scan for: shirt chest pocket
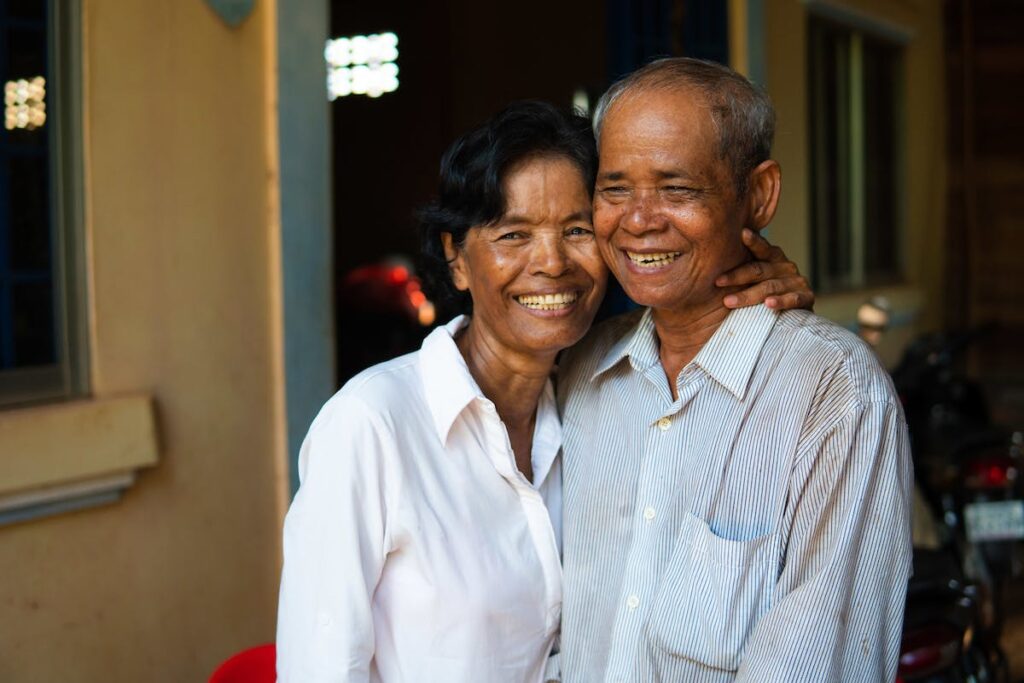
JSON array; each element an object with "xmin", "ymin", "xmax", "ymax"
[{"xmin": 644, "ymin": 512, "xmax": 775, "ymax": 673}]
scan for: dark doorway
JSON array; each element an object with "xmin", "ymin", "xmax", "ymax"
[
  {"xmin": 329, "ymin": 0, "xmax": 609, "ymax": 383},
  {"xmin": 329, "ymin": 0, "xmax": 730, "ymax": 384}
]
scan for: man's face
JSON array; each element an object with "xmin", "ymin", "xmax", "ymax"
[{"xmin": 594, "ymin": 87, "xmax": 751, "ymax": 314}]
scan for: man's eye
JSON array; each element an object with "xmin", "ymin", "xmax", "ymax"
[
  {"xmin": 662, "ymin": 185, "xmax": 697, "ymax": 196},
  {"xmin": 497, "ymin": 231, "xmax": 525, "ymax": 241},
  {"xmin": 599, "ymin": 186, "xmax": 629, "ymax": 194}
]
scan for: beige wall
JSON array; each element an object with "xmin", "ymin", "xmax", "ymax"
[
  {"xmin": 762, "ymin": 0, "xmax": 946, "ymax": 366},
  {"xmin": 0, "ymin": 1, "xmax": 287, "ymax": 680}
]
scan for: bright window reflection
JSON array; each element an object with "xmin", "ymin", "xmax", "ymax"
[
  {"xmin": 4, "ymin": 76, "xmax": 46, "ymax": 130},
  {"xmin": 326, "ymin": 32, "xmax": 399, "ymax": 100}
]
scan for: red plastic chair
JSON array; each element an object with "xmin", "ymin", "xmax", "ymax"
[{"xmin": 208, "ymin": 643, "xmax": 276, "ymax": 683}]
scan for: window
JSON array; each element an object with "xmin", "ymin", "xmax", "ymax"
[
  {"xmin": 0, "ymin": 0, "xmax": 85, "ymax": 407},
  {"xmin": 808, "ymin": 15, "xmax": 904, "ymax": 292},
  {"xmin": 325, "ymin": 32, "xmax": 399, "ymax": 100}
]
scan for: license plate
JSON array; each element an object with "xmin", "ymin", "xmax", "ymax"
[{"xmin": 964, "ymin": 500, "xmax": 1024, "ymax": 542}]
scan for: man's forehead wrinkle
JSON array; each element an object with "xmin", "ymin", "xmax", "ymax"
[
  {"xmin": 604, "ymin": 98, "xmax": 714, "ymax": 150},
  {"xmin": 599, "ymin": 144, "xmax": 712, "ymax": 184},
  {"xmin": 596, "ymin": 90, "xmax": 733, "ymax": 190}
]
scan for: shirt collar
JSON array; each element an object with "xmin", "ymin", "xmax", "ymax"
[
  {"xmin": 691, "ymin": 304, "xmax": 778, "ymax": 400},
  {"xmin": 417, "ymin": 315, "xmax": 562, "ymax": 487},
  {"xmin": 592, "ymin": 307, "xmax": 661, "ymax": 379},
  {"xmin": 593, "ymin": 304, "xmax": 778, "ymax": 401},
  {"xmin": 417, "ymin": 315, "xmax": 481, "ymax": 444}
]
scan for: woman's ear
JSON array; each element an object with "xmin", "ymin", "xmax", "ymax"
[
  {"xmin": 745, "ymin": 160, "xmax": 782, "ymax": 231},
  {"xmin": 441, "ymin": 232, "xmax": 470, "ymax": 291}
]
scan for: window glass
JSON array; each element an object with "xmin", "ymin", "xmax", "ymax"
[
  {"xmin": 809, "ymin": 16, "xmax": 904, "ymax": 292},
  {"xmin": 0, "ymin": 4, "xmax": 54, "ymax": 373},
  {"xmin": 0, "ymin": 0, "xmax": 83, "ymax": 406},
  {"xmin": 862, "ymin": 33, "xmax": 902, "ymax": 285}
]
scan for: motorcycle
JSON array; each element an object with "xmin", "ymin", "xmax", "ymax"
[
  {"xmin": 856, "ymin": 301, "xmax": 1017, "ymax": 681},
  {"xmin": 897, "ymin": 546, "xmax": 998, "ymax": 682},
  {"xmin": 889, "ymin": 328, "xmax": 1024, "ymax": 636}
]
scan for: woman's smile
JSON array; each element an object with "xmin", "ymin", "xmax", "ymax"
[{"xmin": 514, "ymin": 290, "xmax": 580, "ymax": 312}]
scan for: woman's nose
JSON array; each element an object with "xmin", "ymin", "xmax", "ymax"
[{"xmin": 530, "ymin": 235, "xmax": 571, "ymax": 277}]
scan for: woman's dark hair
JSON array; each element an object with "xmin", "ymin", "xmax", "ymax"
[{"xmin": 418, "ymin": 100, "xmax": 598, "ymax": 315}]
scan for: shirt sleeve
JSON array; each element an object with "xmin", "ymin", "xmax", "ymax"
[
  {"xmin": 736, "ymin": 398, "xmax": 913, "ymax": 682},
  {"xmin": 276, "ymin": 396, "xmax": 397, "ymax": 682}
]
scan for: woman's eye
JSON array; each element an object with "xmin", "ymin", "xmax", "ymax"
[{"xmin": 566, "ymin": 226, "xmax": 593, "ymax": 237}]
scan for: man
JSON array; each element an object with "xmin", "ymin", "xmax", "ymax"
[{"xmin": 557, "ymin": 58, "xmax": 912, "ymax": 681}]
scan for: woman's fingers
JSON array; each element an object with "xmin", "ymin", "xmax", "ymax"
[
  {"xmin": 716, "ymin": 230, "xmax": 798, "ymax": 287},
  {"xmin": 742, "ymin": 228, "xmax": 784, "ymax": 261},
  {"xmin": 764, "ymin": 289, "xmax": 814, "ymax": 311},
  {"xmin": 716, "ymin": 258, "xmax": 797, "ymax": 288},
  {"xmin": 718, "ymin": 230, "xmax": 816, "ymax": 311},
  {"xmin": 723, "ymin": 276, "xmax": 814, "ymax": 310}
]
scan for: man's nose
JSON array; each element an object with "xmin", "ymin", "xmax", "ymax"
[
  {"xmin": 623, "ymin": 193, "xmax": 666, "ymax": 235},
  {"xmin": 530, "ymin": 234, "xmax": 571, "ymax": 277}
]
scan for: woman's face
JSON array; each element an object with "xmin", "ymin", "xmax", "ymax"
[{"xmin": 444, "ymin": 155, "xmax": 608, "ymax": 360}]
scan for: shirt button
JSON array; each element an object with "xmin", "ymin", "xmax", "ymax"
[
  {"xmin": 317, "ymin": 611, "xmax": 332, "ymax": 627},
  {"xmin": 643, "ymin": 506, "xmax": 656, "ymax": 521},
  {"xmin": 626, "ymin": 594, "xmax": 640, "ymax": 610},
  {"xmin": 657, "ymin": 417, "xmax": 671, "ymax": 431}
]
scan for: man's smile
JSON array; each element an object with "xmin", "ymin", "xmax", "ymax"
[{"xmin": 625, "ymin": 250, "xmax": 682, "ymax": 269}]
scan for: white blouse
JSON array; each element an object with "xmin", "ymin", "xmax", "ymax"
[{"xmin": 276, "ymin": 316, "xmax": 563, "ymax": 683}]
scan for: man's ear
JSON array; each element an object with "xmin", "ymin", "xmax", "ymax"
[
  {"xmin": 745, "ymin": 160, "xmax": 782, "ymax": 231},
  {"xmin": 441, "ymin": 232, "xmax": 470, "ymax": 291}
]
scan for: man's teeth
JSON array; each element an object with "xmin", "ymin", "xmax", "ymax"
[
  {"xmin": 627, "ymin": 251, "xmax": 681, "ymax": 268},
  {"xmin": 516, "ymin": 292, "xmax": 579, "ymax": 310}
]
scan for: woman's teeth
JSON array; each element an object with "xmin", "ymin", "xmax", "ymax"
[
  {"xmin": 627, "ymin": 251, "xmax": 680, "ymax": 268},
  {"xmin": 516, "ymin": 292, "xmax": 578, "ymax": 310}
]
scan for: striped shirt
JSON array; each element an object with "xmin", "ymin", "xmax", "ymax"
[{"xmin": 556, "ymin": 304, "xmax": 913, "ymax": 682}]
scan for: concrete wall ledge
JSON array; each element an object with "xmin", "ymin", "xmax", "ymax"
[{"xmin": 0, "ymin": 395, "xmax": 159, "ymax": 525}]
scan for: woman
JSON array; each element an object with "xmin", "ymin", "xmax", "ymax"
[{"xmin": 276, "ymin": 101, "xmax": 811, "ymax": 682}]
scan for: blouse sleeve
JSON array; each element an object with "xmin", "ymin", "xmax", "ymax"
[{"xmin": 276, "ymin": 395, "xmax": 398, "ymax": 682}]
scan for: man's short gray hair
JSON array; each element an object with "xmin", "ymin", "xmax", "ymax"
[{"xmin": 593, "ymin": 57, "xmax": 776, "ymax": 193}]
